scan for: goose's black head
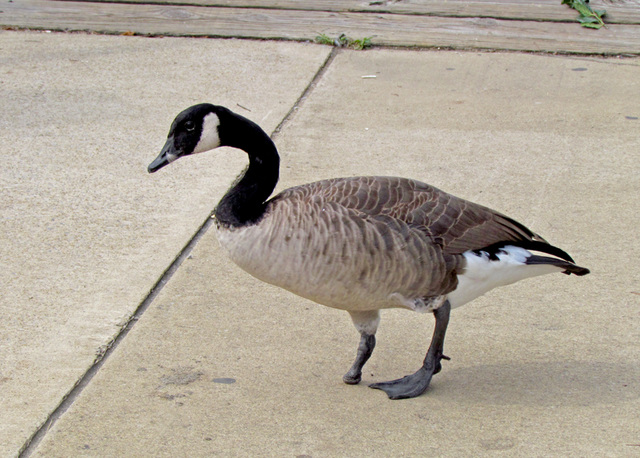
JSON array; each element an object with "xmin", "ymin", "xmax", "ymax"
[
  {"xmin": 148, "ymin": 103, "xmax": 281, "ymax": 226},
  {"xmin": 148, "ymin": 103, "xmax": 224, "ymax": 173}
]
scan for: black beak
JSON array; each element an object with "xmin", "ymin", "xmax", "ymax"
[{"xmin": 148, "ymin": 138, "xmax": 177, "ymax": 173}]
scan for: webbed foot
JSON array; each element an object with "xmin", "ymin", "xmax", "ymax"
[
  {"xmin": 369, "ymin": 353, "xmax": 450, "ymax": 399},
  {"xmin": 369, "ymin": 366, "xmax": 433, "ymax": 399},
  {"xmin": 370, "ymin": 301, "xmax": 451, "ymax": 400}
]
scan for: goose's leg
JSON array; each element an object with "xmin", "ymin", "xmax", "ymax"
[
  {"xmin": 343, "ymin": 310, "xmax": 380, "ymax": 385},
  {"xmin": 343, "ymin": 333, "xmax": 376, "ymax": 385},
  {"xmin": 370, "ymin": 300, "xmax": 451, "ymax": 399}
]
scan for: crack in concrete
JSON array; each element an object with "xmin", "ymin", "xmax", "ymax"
[{"xmin": 272, "ymin": 47, "xmax": 339, "ymax": 140}]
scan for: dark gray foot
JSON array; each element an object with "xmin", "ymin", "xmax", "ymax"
[
  {"xmin": 370, "ymin": 300, "xmax": 451, "ymax": 400},
  {"xmin": 369, "ymin": 366, "xmax": 433, "ymax": 399},
  {"xmin": 343, "ymin": 333, "xmax": 375, "ymax": 385},
  {"xmin": 369, "ymin": 353, "xmax": 450, "ymax": 399},
  {"xmin": 343, "ymin": 371, "xmax": 362, "ymax": 385}
]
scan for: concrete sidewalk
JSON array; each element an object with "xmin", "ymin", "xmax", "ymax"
[
  {"xmin": 0, "ymin": 30, "xmax": 330, "ymax": 455},
  {"xmin": 2, "ymin": 30, "xmax": 639, "ymax": 456}
]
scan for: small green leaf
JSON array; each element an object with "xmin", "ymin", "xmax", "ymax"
[
  {"xmin": 315, "ymin": 33, "xmax": 333, "ymax": 45},
  {"xmin": 562, "ymin": 0, "xmax": 606, "ymax": 29},
  {"xmin": 574, "ymin": 4, "xmax": 592, "ymax": 16}
]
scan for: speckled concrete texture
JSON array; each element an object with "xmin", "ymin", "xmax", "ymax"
[
  {"xmin": 26, "ymin": 48, "xmax": 640, "ymax": 456},
  {"xmin": 0, "ymin": 30, "xmax": 330, "ymax": 456}
]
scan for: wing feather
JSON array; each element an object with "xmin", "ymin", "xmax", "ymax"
[{"xmin": 271, "ymin": 176, "xmax": 543, "ymax": 255}]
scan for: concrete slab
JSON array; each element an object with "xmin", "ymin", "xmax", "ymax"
[
  {"xmin": 30, "ymin": 49, "xmax": 640, "ymax": 456},
  {"xmin": 0, "ymin": 30, "xmax": 330, "ymax": 456}
]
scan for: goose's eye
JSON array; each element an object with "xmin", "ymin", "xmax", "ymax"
[{"xmin": 184, "ymin": 120, "xmax": 195, "ymax": 132}]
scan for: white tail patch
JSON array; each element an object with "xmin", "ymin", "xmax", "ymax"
[{"xmin": 447, "ymin": 246, "xmax": 562, "ymax": 309}]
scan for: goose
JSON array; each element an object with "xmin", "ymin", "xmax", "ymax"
[{"xmin": 148, "ymin": 103, "xmax": 589, "ymax": 400}]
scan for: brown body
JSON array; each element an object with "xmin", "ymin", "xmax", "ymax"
[{"xmin": 216, "ymin": 176, "xmax": 548, "ymax": 313}]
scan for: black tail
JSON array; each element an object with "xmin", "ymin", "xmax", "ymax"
[{"xmin": 526, "ymin": 255, "xmax": 590, "ymax": 276}]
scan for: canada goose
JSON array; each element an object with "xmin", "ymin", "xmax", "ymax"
[{"xmin": 148, "ymin": 104, "xmax": 589, "ymax": 400}]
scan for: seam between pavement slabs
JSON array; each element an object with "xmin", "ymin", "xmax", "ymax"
[
  {"xmin": 17, "ymin": 45, "xmax": 339, "ymax": 458},
  {"xmin": 272, "ymin": 47, "xmax": 339, "ymax": 139}
]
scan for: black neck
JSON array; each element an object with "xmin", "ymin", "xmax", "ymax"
[{"xmin": 214, "ymin": 111, "xmax": 280, "ymax": 227}]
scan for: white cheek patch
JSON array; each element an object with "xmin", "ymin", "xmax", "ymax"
[
  {"xmin": 193, "ymin": 112, "xmax": 221, "ymax": 154},
  {"xmin": 166, "ymin": 152, "xmax": 178, "ymax": 163}
]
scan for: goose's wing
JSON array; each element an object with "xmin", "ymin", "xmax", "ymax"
[
  {"xmin": 273, "ymin": 176, "xmax": 544, "ymax": 255},
  {"xmin": 263, "ymin": 183, "xmax": 463, "ymax": 302}
]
